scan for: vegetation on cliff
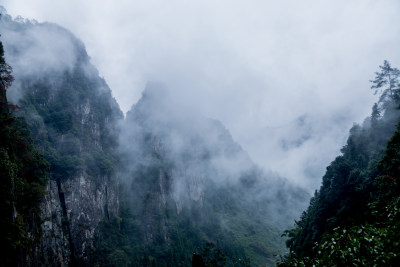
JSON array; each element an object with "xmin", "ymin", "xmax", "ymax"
[
  {"xmin": 1, "ymin": 12, "xmax": 124, "ymax": 265},
  {"xmin": 0, "ymin": 41, "xmax": 48, "ymax": 267},
  {"xmin": 278, "ymin": 61, "xmax": 400, "ymax": 266}
]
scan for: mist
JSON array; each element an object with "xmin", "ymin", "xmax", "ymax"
[
  {"xmin": 3, "ymin": 1, "xmax": 400, "ymax": 192},
  {"xmin": 118, "ymin": 82, "xmax": 308, "ymax": 232}
]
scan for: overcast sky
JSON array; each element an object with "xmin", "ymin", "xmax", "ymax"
[{"xmin": 2, "ymin": 0, "xmax": 400, "ymax": 190}]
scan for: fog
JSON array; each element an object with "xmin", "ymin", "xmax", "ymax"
[
  {"xmin": 118, "ymin": 82, "xmax": 308, "ymax": 227},
  {"xmin": 3, "ymin": 0, "xmax": 400, "ymax": 191}
]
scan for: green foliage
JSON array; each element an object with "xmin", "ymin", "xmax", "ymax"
[
  {"xmin": 17, "ymin": 62, "xmax": 122, "ymax": 184},
  {"xmin": 0, "ymin": 41, "xmax": 14, "ymax": 90},
  {"xmin": 45, "ymin": 146, "xmax": 84, "ymax": 179},
  {"xmin": 278, "ymin": 198, "xmax": 400, "ymax": 266},
  {"xmin": 377, "ymin": 123, "xmax": 400, "ymax": 192},
  {"xmin": 200, "ymin": 242, "xmax": 251, "ymax": 267},
  {"xmin": 91, "ymin": 174, "xmax": 285, "ymax": 267},
  {"xmin": 0, "ymin": 42, "xmax": 48, "ymax": 266},
  {"xmin": 92, "ymin": 191, "xmax": 205, "ymax": 267},
  {"xmin": 91, "ymin": 159, "xmax": 278, "ymax": 267}
]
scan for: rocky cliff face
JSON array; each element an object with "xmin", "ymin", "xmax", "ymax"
[
  {"xmin": 0, "ymin": 11, "xmax": 123, "ymax": 265},
  {"xmin": 40, "ymin": 175, "xmax": 119, "ymax": 265}
]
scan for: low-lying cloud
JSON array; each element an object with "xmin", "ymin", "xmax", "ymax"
[{"xmin": 2, "ymin": 0, "xmax": 400, "ymax": 191}]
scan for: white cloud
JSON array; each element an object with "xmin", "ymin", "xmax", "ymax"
[{"xmin": 2, "ymin": 0, "xmax": 400, "ymax": 191}]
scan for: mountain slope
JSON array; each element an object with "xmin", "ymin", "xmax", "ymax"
[
  {"xmin": 279, "ymin": 62, "xmax": 400, "ymax": 266},
  {"xmin": 1, "ymin": 11, "xmax": 123, "ymax": 265},
  {"xmin": 92, "ymin": 84, "xmax": 309, "ymax": 267}
]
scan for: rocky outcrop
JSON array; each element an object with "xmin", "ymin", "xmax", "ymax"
[
  {"xmin": 40, "ymin": 180, "xmax": 70, "ymax": 266},
  {"xmin": 40, "ymin": 175, "xmax": 119, "ymax": 265}
]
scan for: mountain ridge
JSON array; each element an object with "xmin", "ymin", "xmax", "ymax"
[{"xmin": 0, "ymin": 8, "xmax": 308, "ymax": 266}]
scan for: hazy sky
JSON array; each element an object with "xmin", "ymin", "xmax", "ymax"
[{"xmin": 2, "ymin": 0, "xmax": 400, "ymax": 190}]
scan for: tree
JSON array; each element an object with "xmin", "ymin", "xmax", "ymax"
[
  {"xmin": 0, "ymin": 42, "xmax": 14, "ymax": 114},
  {"xmin": 371, "ymin": 103, "xmax": 381, "ymax": 128},
  {"xmin": 370, "ymin": 60, "xmax": 400, "ymax": 102},
  {"xmin": 0, "ymin": 42, "xmax": 14, "ymax": 91}
]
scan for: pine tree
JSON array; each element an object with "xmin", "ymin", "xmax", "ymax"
[{"xmin": 370, "ymin": 60, "xmax": 400, "ymax": 102}]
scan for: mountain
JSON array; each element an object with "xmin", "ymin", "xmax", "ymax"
[
  {"xmin": 279, "ymin": 62, "xmax": 400, "ymax": 266},
  {"xmin": 0, "ymin": 8, "xmax": 308, "ymax": 267},
  {"xmin": 0, "ymin": 11, "xmax": 123, "ymax": 266},
  {"xmin": 100, "ymin": 83, "xmax": 309, "ymax": 266}
]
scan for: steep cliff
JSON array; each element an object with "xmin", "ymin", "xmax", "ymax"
[
  {"xmin": 0, "ymin": 40, "xmax": 48, "ymax": 267},
  {"xmin": 0, "ymin": 11, "xmax": 123, "ymax": 265}
]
